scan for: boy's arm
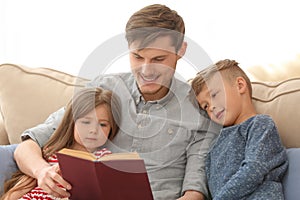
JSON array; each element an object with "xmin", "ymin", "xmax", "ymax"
[
  {"xmin": 15, "ymin": 139, "xmax": 71, "ymax": 198},
  {"xmin": 213, "ymin": 118, "xmax": 287, "ymax": 199}
]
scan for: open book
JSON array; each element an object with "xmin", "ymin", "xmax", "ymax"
[{"xmin": 57, "ymin": 148, "xmax": 153, "ymax": 200}]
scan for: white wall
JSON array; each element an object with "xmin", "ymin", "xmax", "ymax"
[{"xmin": 1, "ymin": 0, "xmax": 299, "ymax": 80}]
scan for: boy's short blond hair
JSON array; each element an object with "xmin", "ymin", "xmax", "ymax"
[{"xmin": 191, "ymin": 59, "xmax": 252, "ymax": 97}]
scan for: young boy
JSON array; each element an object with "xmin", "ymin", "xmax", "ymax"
[{"xmin": 191, "ymin": 59, "xmax": 288, "ymax": 199}]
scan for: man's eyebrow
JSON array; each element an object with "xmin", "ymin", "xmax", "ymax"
[
  {"xmin": 131, "ymin": 52, "xmax": 141, "ymax": 56},
  {"xmin": 154, "ymin": 55, "xmax": 167, "ymax": 58}
]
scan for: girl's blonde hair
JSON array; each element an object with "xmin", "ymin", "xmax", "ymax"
[
  {"xmin": 1, "ymin": 87, "xmax": 119, "ymax": 200},
  {"xmin": 43, "ymin": 87, "xmax": 119, "ymax": 158}
]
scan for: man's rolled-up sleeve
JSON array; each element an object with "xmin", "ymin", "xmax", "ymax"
[
  {"xmin": 182, "ymin": 117, "xmax": 220, "ymax": 199},
  {"xmin": 21, "ymin": 107, "xmax": 65, "ymax": 147}
]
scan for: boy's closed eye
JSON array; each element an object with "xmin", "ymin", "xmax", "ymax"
[{"xmin": 210, "ymin": 90, "xmax": 219, "ymax": 99}]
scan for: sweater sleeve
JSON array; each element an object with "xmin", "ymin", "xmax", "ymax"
[{"xmin": 213, "ymin": 116, "xmax": 287, "ymax": 200}]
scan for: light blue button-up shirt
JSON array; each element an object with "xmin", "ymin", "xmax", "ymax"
[{"xmin": 22, "ymin": 73, "xmax": 219, "ymax": 199}]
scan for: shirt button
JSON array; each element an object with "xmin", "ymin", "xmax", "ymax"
[
  {"xmin": 142, "ymin": 110, "xmax": 148, "ymax": 114},
  {"xmin": 138, "ymin": 124, "xmax": 142, "ymax": 129},
  {"xmin": 156, "ymin": 105, "xmax": 162, "ymax": 110},
  {"xmin": 168, "ymin": 128, "xmax": 173, "ymax": 134}
]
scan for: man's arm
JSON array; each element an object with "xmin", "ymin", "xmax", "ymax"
[
  {"xmin": 14, "ymin": 139, "xmax": 71, "ymax": 198},
  {"xmin": 182, "ymin": 116, "xmax": 220, "ymax": 200},
  {"xmin": 14, "ymin": 107, "xmax": 69, "ymax": 198}
]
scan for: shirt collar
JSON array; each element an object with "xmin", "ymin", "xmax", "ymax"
[{"xmin": 131, "ymin": 77, "xmax": 176, "ymax": 106}]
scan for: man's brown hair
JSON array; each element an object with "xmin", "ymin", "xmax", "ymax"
[{"xmin": 125, "ymin": 4, "xmax": 185, "ymax": 52}]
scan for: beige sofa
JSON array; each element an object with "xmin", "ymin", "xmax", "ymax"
[
  {"xmin": 0, "ymin": 61, "xmax": 300, "ymax": 199},
  {"xmin": 0, "ymin": 64, "xmax": 88, "ymax": 145},
  {"xmin": 1, "ymin": 62, "xmax": 300, "ymax": 147}
]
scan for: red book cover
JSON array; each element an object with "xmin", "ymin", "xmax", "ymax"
[{"xmin": 57, "ymin": 148, "xmax": 153, "ymax": 200}]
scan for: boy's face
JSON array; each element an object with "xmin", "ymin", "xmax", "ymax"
[
  {"xmin": 73, "ymin": 105, "xmax": 111, "ymax": 152},
  {"xmin": 129, "ymin": 36, "xmax": 182, "ymax": 101},
  {"xmin": 196, "ymin": 73, "xmax": 242, "ymax": 126}
]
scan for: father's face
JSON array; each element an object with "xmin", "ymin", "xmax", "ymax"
[{"xmin": 129, "ymin": 36, "xmax": 180, "ymax": 101}]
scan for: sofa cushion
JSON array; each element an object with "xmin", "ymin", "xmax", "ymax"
[
  {"xmin": 283, "ymin": 148, "xmax": 300, "ymax": 200},
  {"xmin": 0, "ymin": 144, "xmax": 18, "ymax": 195},
  {"xmin": 251, "ymin": 78, "xmax": 300, "ymax": 148},
  {"xmin": 0, "ymin": 112, "xmax": 9, "ymax": 145},
  {"xmin": 0, "ymin": 64, "xmax": 88, "ymax": 144}
]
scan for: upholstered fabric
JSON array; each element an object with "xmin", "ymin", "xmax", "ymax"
[
  {"xmin": 244, "ymin": 55, "xmax": 300, "ymax": 82},
  {"xmin": 0, "ymin": 62, "xmax": 300, "ymax": 198},
  {"xmin": 0, "ymin": 112, "xmax": 8, "ymax": 145},
  {"xmin": 283, "ymin": 148, "xmax": 300, "ymax": 200},
  {"xmin": 0, "ymin": 144, "xmax": 18, "ymax": 194},
  {"xmin": 251, "ymin": 78, "xmax": 300, "ymax": 148},
  {"xmin": 0, "ymin": 64, "xmax": 88, "ymax": 144},
  {"xmin": 0, "ymin": 63, "xmax": 299, "ymax": 148}
]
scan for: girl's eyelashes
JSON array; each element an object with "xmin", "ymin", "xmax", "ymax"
[
  {"xmin": 99, "ymin": 122, "xmax": 109, "ymax": 127},
  {"xmin": 80, "ymin": 120, "xmax": 90, "ymax": 124}
]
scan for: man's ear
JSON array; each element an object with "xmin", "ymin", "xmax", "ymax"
[
  {"xmin": 236, "ymin": 77, "xmax": 247, "ymax": 94},
  {"xmin": 177, "ymin": 41, "xmax": 187, "ymax": 59}
]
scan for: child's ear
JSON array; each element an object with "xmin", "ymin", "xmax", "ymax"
[
  {"xmin": 236, "ymin": 77, "xmax": 247, "ymax": 94},
  {"xmin": 177, "ymin": 41, "xmax": 187, "ymax": 59}
]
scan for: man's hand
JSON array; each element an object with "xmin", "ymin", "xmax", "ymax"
[
  {"xmin": 35, "ymin": 164, "xmax": 71, "ymax": 198},
  {"xmin": 15, "ymin": 139, "xmax": 71, "ymax": 198},
  {"xmin": 177, "ymin": 190, "xmax": 205, "ymax": 200}
]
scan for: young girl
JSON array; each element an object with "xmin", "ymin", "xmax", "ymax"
[{"xmin": 1, "ymin": 87, "xmax": 118, "ymax": 200}]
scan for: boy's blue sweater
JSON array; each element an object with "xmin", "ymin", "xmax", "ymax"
[{"xmin": 206, "ymin": 115, "xmax": 288, "ymax": 200}]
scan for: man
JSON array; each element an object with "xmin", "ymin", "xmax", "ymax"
[{"xmin": 5, "ymin": 4, "xmax": 218, "ymax": 200}]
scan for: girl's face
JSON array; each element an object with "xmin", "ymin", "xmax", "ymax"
[{"xmin": 73, "ymin": 104, "xmax": 111, "ymax": 152}]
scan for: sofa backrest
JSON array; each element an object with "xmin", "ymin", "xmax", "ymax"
[
  {"xmin": 243, "ymin": 56, "xmax": 300, "ymax": 148},
  {"xmin": 245, "ymin": 55, "xmax": 300, "ymax": 82},
  {"xmin": 251, "ymin": 78, "xmax": 300, "ymax": 148},
  {"xmin": 0, "ymin": 63, "xmax": 299, "ymax": 148},
  {"xmin": 0, "ymin": 64, "xmax": 88, "ymax": 144}
]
